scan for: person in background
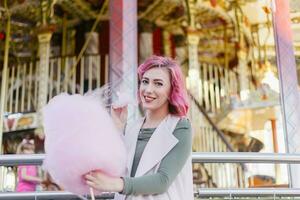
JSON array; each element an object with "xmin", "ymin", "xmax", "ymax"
[{"xmin": 16, "ymin": 139, "xmax": 44, "ymax": 192}]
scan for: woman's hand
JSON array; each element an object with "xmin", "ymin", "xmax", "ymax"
[
  {"xmin": 84, "ymin": 171, "xmax": 124, "ymax": 192},
  {"xmin": 111, "ymin": 105, "xmax": 128, "ymax": 131}
]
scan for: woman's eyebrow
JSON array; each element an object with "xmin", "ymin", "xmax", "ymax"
[{"xmin": 142, "ymin": 77, "xmax": 164, "ymax": 82}]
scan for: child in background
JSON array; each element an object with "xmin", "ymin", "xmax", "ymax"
[{"xmin": 16, "ymin": 139, "xmax": 43, "ymax": 192}]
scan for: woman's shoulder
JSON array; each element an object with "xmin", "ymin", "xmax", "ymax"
[
  {"xmin": 175, "ymin": 117, "xmax": 191, "ymax": 130},
  {"xmin": 171, "ymin": 117, "xmax": 192, "ymax": 139}
]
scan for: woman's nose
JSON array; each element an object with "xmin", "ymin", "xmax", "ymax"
[{"xmin": 144, "ymin": 83, "xmax": 154, "ymax": 93}]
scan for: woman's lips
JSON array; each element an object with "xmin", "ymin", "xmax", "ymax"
[{"xmin": 144, "ymin": 95, "xmax": 156, "ymax": 103}]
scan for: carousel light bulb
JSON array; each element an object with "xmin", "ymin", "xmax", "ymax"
[{"xmin": 261, "ymin": 69, "xmax": 280, "ymax": 93}]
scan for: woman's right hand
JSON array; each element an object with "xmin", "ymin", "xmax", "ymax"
[
  {"xmin": 84, "ymin": 171, "xmax": 124, "ymax": 192},
  {"xmin": 111, "ymin": 105, "xmax": 128, "ymax": 131}
]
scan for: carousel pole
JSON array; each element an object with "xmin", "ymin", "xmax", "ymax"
[
  {"xmin": 234, "ymin": 3, "xmax": 250, "ymax": 101},
  {"xmin": 35, "ymin": 0, "xmax": 54, "ymax": 138},
  {"xmin": 0, "ymin": 0, "xmax": 11, "ymax": 154},
  {"xmin": 185, "ymin": 0, "xmax": 200, "ymax": 99},
  {"xmin": 109, "ymin": 0, "xmax": 138, "ymax": 121},
  {"xmin": 185, "ymin": 0, "xmax": 203, "ymax": 153},
  {"xmin": 272, "ymin": 0, "xmax": 300, "ymax": 188},
  {"xmin": 163, "ymin": 30, "xmax": 172, "ymax": 57},
  {"xmin": 61, "ymin": 13, "xmax": 67, "ymax": 69},
  {"xmin": 0, "ymin": 0, "xmax": 10, "ymax": 190},
  {"xmin": 174, "ymin": 35, "xmax": 187, "ymax": 76},
  {"xmin": 139, "ymin": 20, "xmax": 154, "ymax": 64}
]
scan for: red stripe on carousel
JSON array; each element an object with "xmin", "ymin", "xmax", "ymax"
[
  {"xmin": 170, "ymin": 34, "xmax": 176, "ymax": 59},
  {"xmin": 153, "ymin": 28, "xmax": 163, "ymax": 56}
]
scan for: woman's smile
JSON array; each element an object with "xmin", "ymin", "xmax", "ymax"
[{"xmin": 143, "ymin": 95, "xmax": 156, "ymax": 103}]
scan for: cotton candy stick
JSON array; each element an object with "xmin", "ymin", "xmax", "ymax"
[{"xmin": 90, "ymin": 187, "xmax": 95, "ymax": 200}]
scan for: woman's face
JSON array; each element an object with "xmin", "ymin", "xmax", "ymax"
[{"xmin": 139, "ymin": 67, "xmax": 171, "ymax": 112}]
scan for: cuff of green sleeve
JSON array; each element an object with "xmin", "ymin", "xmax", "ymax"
[{"xmin": 119, "ymin": 177, "xmax": 130, "ymax": 195}]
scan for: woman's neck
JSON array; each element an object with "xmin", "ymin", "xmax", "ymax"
[{"xmin": 144, "ymin": 105, "xmax": 169, "ymax": 128}]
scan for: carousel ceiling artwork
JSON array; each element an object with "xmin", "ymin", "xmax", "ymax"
[
  {"xmin": 0, "ymin": 0, "xmax": 298, "ymax": 64},
  {"xmin": 136, "ymin": 0, "xmax": 251, "ymax": 66},
  {"xmin": 0, "ymin": 0, "xmax": 108, "ymax": 59}
]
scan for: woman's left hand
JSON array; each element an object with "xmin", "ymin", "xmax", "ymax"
[
  {"xmin": 111, "ymin": 105, "xmax": 128, "ymax": 131},
  {"xmin": 84, "ymin": 171, "xmax": 124, "ymax": 192}
]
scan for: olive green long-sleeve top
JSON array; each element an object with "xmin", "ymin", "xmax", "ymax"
[{"xmin": 121, "ymin": 118, "xmax": 192, "ymax": 195}]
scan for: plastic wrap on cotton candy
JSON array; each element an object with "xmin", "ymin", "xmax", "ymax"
[
  {"xmin": 42, "ymin": 93, "xmax": 127, "ymax": 195},
  {"xmin": 112, "ymin": 91, "xmax": 136, "ymax": 108}
]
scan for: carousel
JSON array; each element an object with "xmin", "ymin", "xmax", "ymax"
[{"xmin": 0, "ymin": 0, "xmax": 300, "ymax": 196}]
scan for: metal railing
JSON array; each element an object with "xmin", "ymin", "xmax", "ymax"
[
  {"xmin": 191, "ymin": 63, "xmax": 238, "ymax": 114},
  {"xmin": 192, "ymin": 152, "xmax": 300, "ymax": 163},
  {"xmin": 189, "ymin": 91, "xmax": 245, "ymax": 188},
  {"xmin": 0, "ymin": 191, "xmax": 113, "ymax": 200},
  {"xmin": 1, "ymin": 54, "xmax": 108, "ymax": 114},
  {"xmin": 1, "ymin": 188, "xmax": 300, "ymax": 199},
  {"xmin": 1, "ymin": 153, "xmax": 300, "ymax": 199},
  {"xmin": 1, "ymin": 58, "xmax": 238, "ymax": 116},
  {"xmin": 188, "ymin": 91, "xmax": 234, "ymax": 152},
  {"xmin": 197, "ymin": 188, "xmax": 300, "ymax": 198},
  {"xmin": 1, "ymin": 152, "xmax": 300, "ymax": 166}
]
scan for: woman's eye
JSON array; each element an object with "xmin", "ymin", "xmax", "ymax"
[
  {"xmin": 142, "ymin": 80, "xmax": 148, "ymax": 84},
  {"xmin": 155, "ymin": 82, "xmax": 163, "ymax": 86}
]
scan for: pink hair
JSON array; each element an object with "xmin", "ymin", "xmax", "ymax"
[{"xmin": 138, "ymin": 55, "xmax": 189, "ymax": 117}]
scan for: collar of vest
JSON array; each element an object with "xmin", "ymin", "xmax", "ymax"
[{"xmin": 124, "ymin": 114, "xmax": 181, "ymax": 176}]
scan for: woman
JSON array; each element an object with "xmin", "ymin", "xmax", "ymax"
[{"xmin": 85, "ymin": 56, "xmax": 193, "ymax": 200}]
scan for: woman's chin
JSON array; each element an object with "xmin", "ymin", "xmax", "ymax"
[{"xmin": 142, "ymin": 104, "xmax": 156, "ymax": 110}]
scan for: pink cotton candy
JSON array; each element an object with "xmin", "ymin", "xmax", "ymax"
[{"xmin": 42, "ymin": 93, "xmax": 127, "ymax": 195}]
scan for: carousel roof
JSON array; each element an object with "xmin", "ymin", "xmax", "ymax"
[{"xmin": 0, "ymin": 0, "xmax": 299, "ymax": 65}]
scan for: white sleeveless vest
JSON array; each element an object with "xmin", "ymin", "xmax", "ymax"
[{"xmin": 114, "ymin": 114, "xmax": 194, "ymax": 200}]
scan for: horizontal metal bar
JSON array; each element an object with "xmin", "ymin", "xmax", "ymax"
[
  {"xmin": 0, "ymin": 191, "xmax": 114, "ymax": 200},
  {"xmin": 1, "ymin": 153, "xmax": 300, "ymax": 166},
  {"xmin": 0, "ymin": 154, "xmax": 44, "ymax": 166},
  {"xmin": 192, "ymin": 152, "xmax": 300, "ymax": 163},
  {"xmin": 1, "ymin": 189, "xmax": 300, "ymax": 199},
  {"xmin": 197, "ymin": 188, "xmax": 300, "ymax": 197}
]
